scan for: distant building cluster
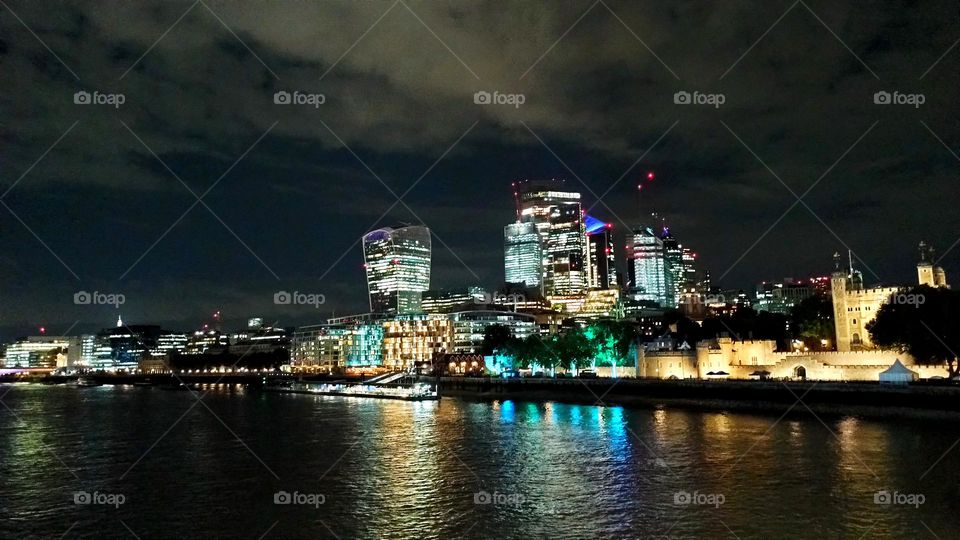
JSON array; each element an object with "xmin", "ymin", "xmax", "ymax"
[
  {"xmin": 0, "ymin": 178, "xmax": 953, "ymax": 383},
  {"xmin": 1, "ymin": 314, "xmax": 289, "ymax": 373}
]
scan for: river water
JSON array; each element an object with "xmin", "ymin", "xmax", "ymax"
[{"xmin": 0, "ymin": 383, "xmax": 957, "ymax": 539}]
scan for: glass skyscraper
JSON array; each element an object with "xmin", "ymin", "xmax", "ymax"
[
  {"xmin": 513, "ymin": 179, "xmax": 587, "ymax": 295},
  {"xmin": 662, "ymin": 228, "xmax": 682, "ymax": 308},
  {"xmin": 586, "ymin": 215, "xmax": 616, "ymax": 290},
  {"xmin": 362, "ymin": 225, "xmax": 432, "ymax": 314},
  {"xmin": 626, "ymin": 226, "xmax": 670, "ymax": 306},
  {"xmin": 503, "ymin": 222, "xmax": 542, "ymax": 288}
]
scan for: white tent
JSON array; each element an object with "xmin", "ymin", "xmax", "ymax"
[{"xmin": 879, "ymin": 359, "xmax": 919, "ymax": 385}]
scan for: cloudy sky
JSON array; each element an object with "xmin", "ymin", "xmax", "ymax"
[{"xmin": 1, "ymin": 0, "xmax": 958, "ymax": 336}]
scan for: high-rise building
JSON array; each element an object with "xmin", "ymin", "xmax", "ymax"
[
  {"xmin": 661, "ymin": 228, "xmax": 682, "ymax": 307},
  {"xmin": 585, "ymin": 215, "xmax": 616, "ymax": 290},
  {"xmin": 504, "ymin": 222, "xmax": 542, "ymax": 289},
  {"xmin": 513, "ymin": 179, "xmax": 588, "ymax": 295},
  {"xmin": 362, "ymin": 225, "xmax": 432, "ymax": 314},
  {"xmin": 682, "ymin": 247, "xmax": 697, "ymax": 288},
  {"xmin": 626, "ymin": 226, "xmax": 670, "ymax": 306}
]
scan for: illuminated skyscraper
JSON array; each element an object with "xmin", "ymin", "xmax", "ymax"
[
  {"xmin": 626, "ymin": 226, "xmax": 669, "ymax": 306},
  {"xmin": 682, "ymin": 247, "xmax": 697, "ymax": 287},
  {"xmin": 362, "ymin": 225, "xmax": 432, "ymax": 314},
  {"xmin": 513, "ymin": 179, "xmax": 587, "ymax": 295},
  {"xmin": 504, "ymin": 222, "xmax": 542, "ymax": 288},
  {"xmin": 585, "ymin": 215, "xmax": 616, "ymax": 289},
  {"xmin": 662, "ymin": 228, "xmax": 682, "ymax": 307}
]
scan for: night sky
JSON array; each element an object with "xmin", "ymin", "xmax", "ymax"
[{"xmin": 1, "ymin": 1, "xmax": 958, "ymax": 337}]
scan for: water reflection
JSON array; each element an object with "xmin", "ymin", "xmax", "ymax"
[{"xmin": 0, "ymin": 385, "xmax": 959, "ymax": 539}]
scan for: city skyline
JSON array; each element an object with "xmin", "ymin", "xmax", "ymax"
[
  {"xmin": 2, "ymin": 2, "xmax": 959, "ymax": 338},
  {"xmin": 0, "ymin": 179, "xmax": 953, "ymax": 339}
]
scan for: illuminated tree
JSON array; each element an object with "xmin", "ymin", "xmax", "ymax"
[{"xmin": 586, "ymin": 320, "xmax": 638, "ymax": 375}]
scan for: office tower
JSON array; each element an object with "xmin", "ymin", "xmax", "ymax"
[
  {"xmin": 682, "ymin": 247, "xmax": 697, "ymax": 287},
  {"xmin": 514, "ymin": 179, "xmax": 587, "ymax": 295},
  {"xmin": 661, "ymin": 228, "xmax": 682, "ymax": 307},
  {"xmin": 585, "ymin": 215, "xmax": 616, "ymax": 289},
  {"xmin": 626, "ymin": 226, "xmax": 670, "ymax": 306},
  {"xmin": 363, "ymin": 225, "xmax": 432, "ymax": 314},
  {"xmin": 503, "ymin": 222, "xmax": 542, "ymax": 288}
]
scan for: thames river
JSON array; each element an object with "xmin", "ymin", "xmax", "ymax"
[{"xmin": 0, "ymin": 383, "xmax": 957, "ymax": 539}]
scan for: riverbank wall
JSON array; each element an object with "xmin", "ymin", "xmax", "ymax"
[{"xmin": 437, "ymin": 377, "xmax": 960, "ymax": 419}]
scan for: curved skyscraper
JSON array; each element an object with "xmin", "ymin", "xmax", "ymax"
[{"xmin": 362, "ymin": 225, "xmax": 432, "ymax": 314}]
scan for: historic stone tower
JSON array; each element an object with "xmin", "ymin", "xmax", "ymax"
[
  {"xmin": 830, "ymin": 251, "xmax": 900, "ymax": 352},
  {"xmin": 830, "ymin": 252, "xmax": 851, "ymax": 351},
  {"xmin": 831, "ymin": 244, "xmax": 951, "ymax": 352},
  {"xmin": 917, "ymin": 241, "xmax": 950, "ymax": 288}
]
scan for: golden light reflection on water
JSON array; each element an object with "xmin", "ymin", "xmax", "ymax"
[{"xmin": 1, "ymin": 386, "xmax": 958, "ymax": 539}]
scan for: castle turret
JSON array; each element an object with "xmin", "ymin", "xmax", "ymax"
[{"xmin": 917, "ymin": 241, "xmax": 949, "ymax": 288}]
